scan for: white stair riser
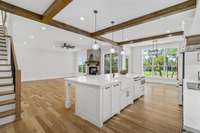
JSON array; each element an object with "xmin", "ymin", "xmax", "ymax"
[
  {"xmin": 0, "ymin": 49, "xmax": 7, "ymax": 52},
  {"xmin": 0, "ymin": 66, "xmax": 11, "ymax": 71},
  {"xmin": 0, "ymin": 115, "xmax": 15, "ymax": 126},
  {"xmin": 0, "ymin": 56, "xmax": 8, "ymax": 60},
  {"xmin": 0, "ymin": 86, "xmax": 14, "ymax": 92},
  {"xmin": 0, "ymin": 104, "xmax": 15, "ymax": 113},
  {"xmin": 0, "ymin": 72, "xmax": 12, "ymax": 77},
  {"xmin": 0, "ymin": 40, "xmax": 6, "ymax": 42},
  {"xmin": 0, "ymin": 43, "xmax": 6, "ymax": 46},
  {"xmin": 0, "ymin": 60, "xmax": 8, "ymax": 64},
  {"xmin": 0, "ymin": 94, "xmax": 15, "ymax": 102},
  {"xmin": 0, "ymin": 49, "xmax": 7, "ymax": 51},
  {"xmin": 0, "ymin": 78, "xmax": 13, "ymax": 84}
]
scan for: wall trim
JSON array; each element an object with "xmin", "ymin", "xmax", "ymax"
[
  {"xmin": 22, "ymin": 74, "xmax": 75, "ymax": 82},
  {"xmin": 184, "ymin": 125, "xmax": 200, "ymax": 133},
  {"xmin": 146, "ymin": 77, "xmax": 177, "ymax": 85}
]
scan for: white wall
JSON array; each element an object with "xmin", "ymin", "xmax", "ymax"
[
  {"xmin": 15, "ymin": 47, "xmax": 76, "ymax": 81},
  {"xmin": 188, "ymin": 0, "xmax": 200, "ymax": 36}
]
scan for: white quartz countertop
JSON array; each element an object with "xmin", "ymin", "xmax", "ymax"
[{"xmin": 65, "ymin": 74, "xmax": 144, "ymax": 87}]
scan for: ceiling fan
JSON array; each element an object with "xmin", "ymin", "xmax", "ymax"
[{"xmin": 54, "ymin": 42, "xmax": 76, "ymax": 49}]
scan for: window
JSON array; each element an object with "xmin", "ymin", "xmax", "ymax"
[
  {"xmin": 78, "ymin": 55, "xmax": 86, "ymax": 73},
  {"xmin": 104, "ymin": 53, "xmax": 119, "ymax": 74},
  {"xmin": 121, "ymin": 55, "xmax": 128, "ymax": 72},
  {"xmin": 143, "ymin": 48, "xmax": 177, "ymax": 78},
  {"xmin": 104, "ymin": 54, "xmax": 111, "ymax": 74}
]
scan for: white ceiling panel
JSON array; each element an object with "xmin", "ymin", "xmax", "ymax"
[
  {"xmin": 54, "ymin": 0, "xmax": 187, "ymax": 32},
  {"xmin": 102, "ymin": 10, "xmax": 195, "ymax": 42},
  {"xmin": 11, "ymin": 15, "xmax": 110, "ymax": 51},
  {"xmin": 2, "ymin": 0, "xmax": 54, "ymax": 14}
]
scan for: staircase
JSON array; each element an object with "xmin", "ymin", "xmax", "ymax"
[{"xmin": 0, "ymin": 25, "xmax": 21, "ymax": 125}]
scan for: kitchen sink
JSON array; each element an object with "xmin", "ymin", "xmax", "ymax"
[{"xmin": 187, "ymin": 81, "xmax": 200, "ymax": 90}]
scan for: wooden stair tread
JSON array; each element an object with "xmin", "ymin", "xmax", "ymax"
[
  {"xmin": 0, "ymin": 90, "xmax": 14, "ymax": 96},
  {"xmin": 0, "ymin": 54, "xmax": 7, "ymax": 56},
  {"xmin": 0, "ymin": 59, "xmax": 8, "ymax": 61},
  {"xmin": 0, "ymin": 109, "xmax": 15, "ymax": 118},
  {"xmin": 0, "ymin": 83, "xmax": 13, "ymax": 87},
  {"xmin": 0, "ymin": 69, "xmax": 11, "ymax": 72},
  {"xmin": 0, "ymin": 99, "xmax": 16, "ymax": 106},
  {"xmin": 0, "ymin": 49, "xmax": 7, "ymax": 51},
  {"xmin": 0, "ymin": 64, "xmax": 11, "ymax": 66},
  {"xmin": 0, "ymin": 76, "xmax": 12, "ymax": 79}
]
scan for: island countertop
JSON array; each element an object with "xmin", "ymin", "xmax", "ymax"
[
  {"xmin": 65, "ymin": 75, "xmax": 120, "ymax": 87},
  {"xmin": 65, "ymin": 74, "xmax": 144, "ymax": 87}
]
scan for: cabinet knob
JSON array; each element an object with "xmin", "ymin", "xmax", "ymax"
[
  {"xmin": 113, "ymin": 84, "xmax": 119, "ymax": 87},
  {"xmin": 126, "ymin": 91, "xmax": 129, "ymax": 97},
  {"xmin": 105, "ymin": 87, "xmax": 110, "ymax": 90}
]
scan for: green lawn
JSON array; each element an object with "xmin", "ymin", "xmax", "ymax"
[{"xmin": 144, "ymin": 71, "xmax": 177, "ymax": 78}]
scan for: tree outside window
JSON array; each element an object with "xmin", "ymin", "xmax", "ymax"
[
  {"xmin": 143, "ymin": 48, "xmax": 177, "ymax": 78},
  {"xmin": 78, "ymin": 55, "xmax": 86, "ymax": 73}
]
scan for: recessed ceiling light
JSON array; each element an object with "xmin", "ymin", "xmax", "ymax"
[
  {"xmin": 80, "ymin": 17, "xmax": 85, "ymax": 21},
  {"xmin": 23, "ymin": 41, "xmax": 27, "ymax": 45},
  {"xmin": 166, "ymin": 30, "xmax": 170, "ymax": 33},
  {"xmin": 41, "ymin": 26, "xmax": 46, "ymax": 30},
  {"xmin": 79, "ymin": 37, "xmax": 83, "ymax": 40},
  {"xmin": 29, "ymin": 35, "xmax": 35, "ymax": 39}
]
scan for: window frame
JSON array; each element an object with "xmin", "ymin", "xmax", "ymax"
[{"xmin": 143, "ymin": 47, "xmax": 178, "ymax": 79}]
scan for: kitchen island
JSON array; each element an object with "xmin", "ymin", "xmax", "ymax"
[{"xmin": 65, "ymin": 74, "xmax": 145, "ymax": 128}]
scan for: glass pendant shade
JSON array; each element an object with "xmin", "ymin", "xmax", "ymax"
[
  {"xmin": 120, "ymin": 50, "xmax": 125, "ymax": 55},
  {"xmin": 92, "ymin": 41, "xmax": 99, "ymax": 50},
  {"xmin": 110, "ymin": 47, "xmax": 115, "ymax": 53}
]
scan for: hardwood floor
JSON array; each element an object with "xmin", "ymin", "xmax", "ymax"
[{"xmin": 0, "ymin": 79, "xmax": 182, "ymax": 133}]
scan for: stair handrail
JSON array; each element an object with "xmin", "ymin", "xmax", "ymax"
[
  {"xmin": 1, "ymin": 11, "xmax": 7, "ymax": 27},
  {"xmin": 3, "ymin": 35, "xmax": 21, "ymax": 120}
]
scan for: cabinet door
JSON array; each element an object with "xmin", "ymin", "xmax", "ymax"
[
  {"xmin": 127, "ymin": 87, "xmax": 134, "ymax": 104},
  {"xmin": 111, "ymin": 83, "xmax": 120, "ymax": 115},
  {"xmin": 103, "ymin": 85, "xmax": 112, "ymax": 121},
  {"xmin": 120, "ymin": 89, "xmax": 128, "ymax": 110}
]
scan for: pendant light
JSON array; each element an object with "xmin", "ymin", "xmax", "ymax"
[
  {"xmin": 149, "ymin": 40, "xmax": 158, "ymax": 56},
  {"xmin": 120, "ymin": 30, "xmax": 125, "ymax": 55},
  {"xmin": 110, "ymin": 21, "xmax": 115, "ymax": 53},
  {"xmin": 92, "ymin": 10, "xmax": 100, "ymax": 50}
]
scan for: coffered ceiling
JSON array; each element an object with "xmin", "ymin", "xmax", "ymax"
[
  {"xmin": 0, "ymin": 0, "xmax": 197, "ymax": 47},
  {"xmin": 2, "ymin": 0, "xmax": 54, "ymax": 14},
  {"xmin": 54, "ymin": 0, "xmax": 187, "ymax": 32}
]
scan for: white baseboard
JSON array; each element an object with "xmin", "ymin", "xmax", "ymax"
[
  {"xmin": 22, "ymin": 74, "xmax": 75, "ymax": 82},
  {"xmin": 184, "ymin": 125, "xmax": 200, "ymax": 133}
]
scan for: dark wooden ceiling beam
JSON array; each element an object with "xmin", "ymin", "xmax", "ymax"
[
  {"xmin": 118, "ymin": 31, "xmax": 184, "ymax": 45},
  {"xmin": 92, "ymin": 0, "xmax": 196, "ymax": 36},
  {"xmin": 42, "ymin": 0, "xmax": 72, "ymax": 22},
  {"xmin": 0, "ymin": 1, "xmax": 117, "ymax": 45}
]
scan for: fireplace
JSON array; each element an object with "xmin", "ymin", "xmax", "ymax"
[
  {"xmin": 86, "ymin": 49, "xmax": 101, "ymax": 75},
  {"xmin": 89, "ymin": 67, "xmax": 98, "ymax": 75}
]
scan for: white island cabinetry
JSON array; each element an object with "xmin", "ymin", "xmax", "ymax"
[
  {"xmin": 65, "ymin": 74, "xmax": 144, "ymax": 128},
  {"xmin": 103, "ymin": 83, "xmax": 120, "ymax": 122}
]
